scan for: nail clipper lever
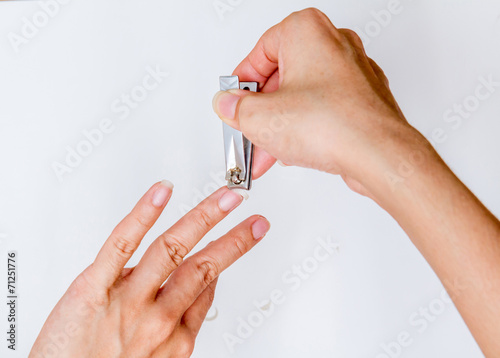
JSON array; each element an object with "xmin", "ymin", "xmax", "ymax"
[{"xmin": 220, "ymin": 76, "xmax": 257, "ymax": 190}]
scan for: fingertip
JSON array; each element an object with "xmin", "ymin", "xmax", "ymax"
[
  {"xmin": 152, "ymin": 180, "xmax": 174, "ymax": 208},
  {"xmin": 160, "ymin": 179, "xmax": 174, "ymax": 190},
  {"xmin": 212, "ymin": 91, "xmax": 225, "ymax": 115},
  {"xmin": 218, "ymin": 189, "xmax": 245, "ymax": 212},
  {"xmin": 212, "ymin": 90, "xmax": 241, "ymax": 122},
  {"xmin": 251, "ymin": 216, "xmax": 271, "ymax": 240},
  {"xmin": 252, "ymin": 148, "xmax": 276, "ymax": 179}
]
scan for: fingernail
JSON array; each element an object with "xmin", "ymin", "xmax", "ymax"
[
  {"xmin": 218, "ymin": 190, "xmax": 245, "ymax": 212},
  {"xmin": 277, "ymin": 160, "xmax": 288, "ymax": 167},
  {"xmin": 252, "ymin": 217, "xmax": 270, "ymax": 240},
  {"xmin": 213, "ymin": 91, "xmax": 240, "ymax": 120},
  {"xmin": 232, "ymin": 189, "xmax": 249, "ymax": 200},
  {"xmin": 152, "ymin": 180, "xmax": 174, "ymax": 207}
]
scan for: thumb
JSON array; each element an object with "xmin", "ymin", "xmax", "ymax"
[
  {"xmin": 213, "ymin": 90, "xmax": 288, "ymax": 151},
  {"xmin": 213, "ymin": 88, "xmax": 296, "ymax": 175},
  {"xmin": 212, "ymin": 89, "xmax": 279, "ymax": 146}
]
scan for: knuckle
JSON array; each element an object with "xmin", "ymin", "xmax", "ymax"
[
  {"xmin": 175, "ymin": 338, "xmax": 195, "ymax": 358},
  {"xmin": 143, "ymin": 319, "xmax": 173, "ymax": 347},
  {"xmin": 350, "ymin": 31, "xmax": 363, "ymax": 47},
  {"xmin": 133, "ymin": 213, "xmax": 150, "ymax": 231},
  {"xmin": 70, "ymin": 267, "xmax": 109, "ymax": 307},
  {"xmin": 337, "ymin": 31, "xmax": 363, "ymax": 59},
  {"xmin": 368, "ymin": 58, "xmax": 390, "ymax": 86},
  {"xmin": 238, "ymin": 94, "xmax": 256, "ymax": 121},
  {"xmin": 232, "ymin": 233, "xmax": 250, "ymax": 257},
  {"xmin": 291, "ymin": 8, "xmax": 334, "ymax": 34},
  {"xmin": 284, "ymin": 8, "xmax": 344, "ymax": 49},
  {"xmin": 239, "ymin": 95, "xmax": 264, "ymax": 136},
  {"xmin": 195, "ymin": 259, "xmax": 220, "ymax": 286},
  {"xmin": 111, "ymin": 233, "xmax": 136, "ymax": 258},
  {"xmin": 296, "ymin": 7, "xmax": 327, "ymax": 22},
  {"xmin": 157, "ymin": 306, "xmax": 181, "ymax": 330},
  {"xmin": 191, "ymin": 206, "xmax": 215, "ymax": 232},
  {"xmin": 206, "ymin": 283, "xmax": 217, "ymax": 304},
  {"xmin": 341, "ymin": 28, "xmax": 363, "ymax": 45},
  {"xmin": 285, "ymin": 8, "xmax": 323, "ymax": 29},
  {"xmin": 160, "ymin": 235, "xmax": 189, "ymax": 268}
]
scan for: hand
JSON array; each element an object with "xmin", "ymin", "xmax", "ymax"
[
  {"xmin": 30, "ymin": 181, "xmax": 270, "ymax": 358},
  {"xmin": 213, "ymin": 8, "xmax": 500, "ymax": 357},
  {"xmin": 213, "ymin": 8, "xmax": 423, "ymax": 197}
]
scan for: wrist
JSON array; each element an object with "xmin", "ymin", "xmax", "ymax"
[{"xmin": 343, "ymin": 122, "xmax": 440, "ymax": 203}]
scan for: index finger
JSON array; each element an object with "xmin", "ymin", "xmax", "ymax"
[
  {"xmin": 91, "ymin": 181, "xmax": 173, "ymax": 288},
  {"xmin": 234, "ymin": 28, "xmax": 282, "ymax": 178},
  {"xmin": 233, "ymin": 8, "xmax": 339, "ymax": 88},
  {"xmin": 232, "ymin": 22, "xmax": 280, "ymax": 87}
]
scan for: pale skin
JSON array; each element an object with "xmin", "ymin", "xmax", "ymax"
[
  {"xmin": 31, "ymin": 7, "xmax": 500, "ymax": 358},
  {"xmin": 30, "ymin": 183, "xmax": 270, "ymax": 357}
]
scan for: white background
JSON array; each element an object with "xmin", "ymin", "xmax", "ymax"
[{"xmin": 1, "ymin": 0, "xmax": 499, "ymax": 357}]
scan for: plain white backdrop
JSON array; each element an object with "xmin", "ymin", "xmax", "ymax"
[{"xmin": 1, "ymin": 0, "xmax": 499, "ymax": 357}]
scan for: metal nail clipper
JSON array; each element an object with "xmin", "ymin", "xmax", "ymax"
[{"xmin": 220, "ymin": 76, "xmax": 257, "ymax": 190}]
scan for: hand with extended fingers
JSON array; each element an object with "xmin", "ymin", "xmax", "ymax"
[{"xmin": 30, "ymin": 181, "xmax": 270, "ymax": 358}]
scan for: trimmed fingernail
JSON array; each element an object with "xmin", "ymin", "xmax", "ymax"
[
  {"xmin": 152, "ymin": 180, "xmax": 174, "ymax": 207},
  {"xmin": 218, "ymin": 190, "xmax": 244, "ymax": 212},
  {"xmin": 252, "ymin": 217, "xmax": 270, "ymax": 240},
  {"xmin": 213, "ymin": 91, "xmax": 240, "ymax": 120},
  {"xmin": 232, "ymin": 189, "xmax": 249, "ymax": 200}
]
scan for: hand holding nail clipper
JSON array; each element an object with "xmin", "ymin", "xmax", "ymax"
[{"xmin": 213, "ymin": 8, "xmax": 500, "ymax": 358}]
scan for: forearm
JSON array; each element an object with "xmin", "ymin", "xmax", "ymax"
[{"xmin": 364, "ymin": 126, "xmax": 500, "ymax": 356}]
